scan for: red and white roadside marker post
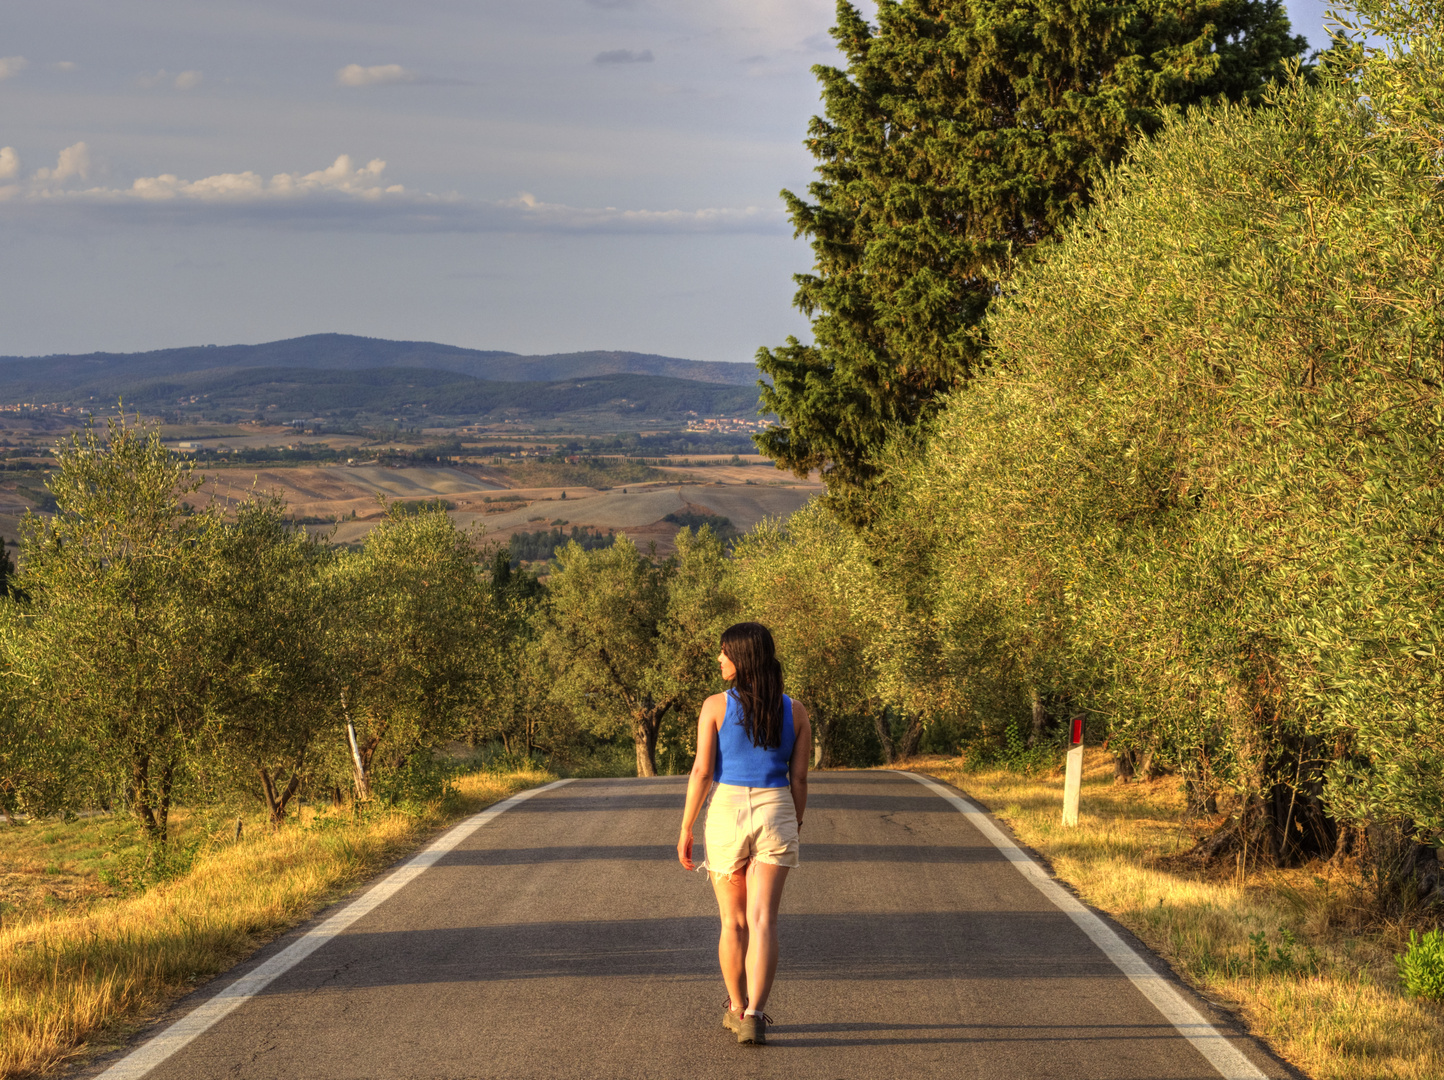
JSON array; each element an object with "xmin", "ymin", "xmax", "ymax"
[{"xmin": 1061, "ymin": 714, "xmax": 1084, "ymax": 826}]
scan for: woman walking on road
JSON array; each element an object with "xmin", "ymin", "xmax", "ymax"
[{"xmin": 678, "ymin": 621, "xmax": 811, "ymax": 1046}]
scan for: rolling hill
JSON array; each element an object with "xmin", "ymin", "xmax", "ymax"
[
  {"xmin": 0, "ymin": 334, "xmax": 767, "ymax": 428},
  {"xmin": 0, "ymin": 334, "xmax": 760, "ymax": 390}
]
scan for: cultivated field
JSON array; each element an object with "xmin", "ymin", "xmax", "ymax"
[
  {"xmin": 195, "ymin": 462, "xmax": 819, "ymax": 550},
  {"xmin": 0, "ymin": 416, "xmax": 822, "ymax": 554}
]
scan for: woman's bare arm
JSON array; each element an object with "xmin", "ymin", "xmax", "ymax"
[
  {"xmin": 789, "ymin": 701, "xmax": 811, "ymax": 830},
  {"xmin": 677, "ymin": 694, "xmax": 724, "ymax": 870}
]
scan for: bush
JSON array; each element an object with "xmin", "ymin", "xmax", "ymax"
[
  {"xmin": 1397, "ymin": 929, "xmax": 1444, "ymax": 1000},
  {"xmin": 509, "ymin": 525, "xmax": 614, "ymax": 565},
  {"xmin": 389, "ymin": 497, "xmax": 454, "ymax": 517},
  {"xmin": 372, "ymin": 751, "xmax": 461, "ymax": 811},
  {"xmin": 827, "ymin": 712, "xmax": 885, "ymax": 768},
  {"xmin": 664, "ymin": 510, "xmax": 735, "ymax": 537},
  {"xmin": 962, "ymin": 723, "xmax": 1058, "ymax": 776}
]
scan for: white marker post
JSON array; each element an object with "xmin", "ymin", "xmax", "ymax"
[{"xmin": 1061, "ymin": 714, "xmax": 1084, "ymax": 826}]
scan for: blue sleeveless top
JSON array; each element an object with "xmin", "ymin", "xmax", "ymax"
[{"xmin": 714, "ymin": 691, "xmax": 795, "ymax": 788}]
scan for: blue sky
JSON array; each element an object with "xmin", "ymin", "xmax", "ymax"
[{"xmin": 0, "ymin": 0, "xmax": 1335, "ymax": 364}]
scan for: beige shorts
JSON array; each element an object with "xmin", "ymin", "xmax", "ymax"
[{"xmin": 701, "ymin": 782, "xmax": 800, "ymax": 878}]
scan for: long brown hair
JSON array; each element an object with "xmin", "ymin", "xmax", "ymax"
[{"xmin": 721, "ymin": 621, "xmax": 785, "ymax": 749}]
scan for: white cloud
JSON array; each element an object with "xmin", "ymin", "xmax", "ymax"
[
  {"xmin": 594, "ymin": 49, "xmax": 654, "ymax": 64},
  {"xmin": 136, "ymin": 70, "xmax": 168, "ymax": 88},
  {"xmin": 0, "ymin": 148, "xmax": 781, "ymax": 235},
  {"xmin": 33, "ymin": 142, "xmax": 90, "ymax": 182},
  {"xmin": 52, "ymin": 61, "xmax": 77, "ymax": 72},
  {"xmin": 174, "ymin": 70, "xmax": 203, "ymax": 90},
  {"xmin": 127, "ymin": 154, "xmax": 402, "ymax": 201},
  {"xmin": 0, "ymin": 147, "xmax": 18, "ymax": 181},
  {"xmin": 499, "ymin": 191, "xmax": 773, "ymax": 233},
  {"xmin": 336, "ymin": 63, "xmax": 412, "ymax": 87},
  {"xmin": 0, "ymin": 56, "xmax": 29, "ymax": 81}
]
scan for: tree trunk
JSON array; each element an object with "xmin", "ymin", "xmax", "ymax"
[
  {"xmin": 341, "ymin": 689, "xmax": 376, "ymax": 801},
  {"xmin": 1189, "ymin": 776, "xmax": 1338, "ymax": 871},
  {"xmin": 1362, "ymin": 821, "xmax": 1444, "ymax": 912},
  {"xmin": 260, "ymin": 768, "xmax": 279, "ymax": 822},
  {"xmin": 259, "ymin": 766, "xmax": 302, "ymax": 827},
  {"xmin": 155, "ymin": 758, "xmax": 175, "ymax": 843},
  {"xmin": 129, "ymin": 752, "xmax": 159, "ymax": 837},
  {"xmin": 1138, "ymin": 748, "xmax": 1160, "ymax": 781},
  {"xmin": 1184, "ymin": 774, "xmax": 1218, "ymax": 816},
  {"xmin": 1329, "ymin": 823, "xmax": 1357, "ymax": 865},
  {"xmin": 895, "ymin": 714, "xmax": 924, "ymax": 760},
  {"xmin": 873, "ymin": 710, "xmax": 897, "ymax": 764},
  {"xmin": 812, "ymin": 706, "xmax": 831, "ymax": 768},
  {"xmin": 1029, "ymin": 687, "xmax": 1046, "ymax": 747},
  {"xmin": 1112, "ymin": 749, "xmax": 1137, "ymax": 784},
  {"xmin": 634, "ymin": 715, "xmax": 660, "ymax": 777},
  {"xmin": 346, "ymin": 721, "xmax": 376, "ymax": 801}
]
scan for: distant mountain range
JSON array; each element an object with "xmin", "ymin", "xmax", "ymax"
[
  {"xmin": 0, "ymin": 334, "xmax": 767, "ymax": 429},
  {"xmin": 0, "ymin": 334, "xmax": 761, "ymax": 390}
]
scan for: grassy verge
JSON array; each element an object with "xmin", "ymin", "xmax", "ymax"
[
  {"xmin": 910, "ymin": 750, "xmax": 1443, "ymax": 1080},
  {"xmin": 0, "ymin": 768, "xmax": 554, "ymax": 1078}
]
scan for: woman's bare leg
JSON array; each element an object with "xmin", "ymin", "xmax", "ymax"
[
  {"xmin": 710, "ymin": 869, "xmax": 749, "ymax": 1011},
  {"xmin": 743, "ymin": 862, "xmax": 790, "ymax": 1012}
]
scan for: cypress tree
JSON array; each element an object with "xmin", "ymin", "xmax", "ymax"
[{"xmin": 757, "ymin": 0, "xmax": 1307, "ymax": 522}]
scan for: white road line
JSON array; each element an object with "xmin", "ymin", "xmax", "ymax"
[
  {"xmin": 900, "ymin": 771, "xmax": 1269, "ymax": 1080},
  {"xmin": 97, "ymin": 778, "xmax": 576, "ymax": 1080}
]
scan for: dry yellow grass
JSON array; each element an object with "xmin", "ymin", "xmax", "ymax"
[
  {"xmin": 0, "ymin": 769, "xmax": 553, "ymax": 1079},
  {"xmin": 914, "ymin": 750, "xmax": 1444, "ymax": 1080}
]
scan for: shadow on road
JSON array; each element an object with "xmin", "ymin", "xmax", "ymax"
[
  {"xmin": 770, "ymin": 1020, "xmax": 1186, "ymax": 1048},
  {"xmin": 262, "ymin": 910, "xmax": 1124, "ymax": 992}
]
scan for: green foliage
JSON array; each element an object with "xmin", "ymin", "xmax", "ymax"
[
  {"xmin": 542, "ymin": 528, "xmax": 737, "ymax": 775},
  {"xmin": 865, "ymin": 0, "xmax": 1444, "ymax": 874},
  {"xmin": 509, "ymin": 525, "xmax": 614, "ymax": 565},
  {"xmin": 663, "ymin": 510, "xmax": 735, "ymax": 538},
  {"xmin": 758, "ymin": 0, "xmax": 1307, "ymax": 520},
  {"xmin": 96, "ymin": 834, "xmax": 205, "ymax": 896},
  {"xmin": 962, "ymin": 723, "xmax": 1058, "ymax": 776},
  {"xmin": 1196, "ymin": 928, "xmax": 1320, "ymax": 980},
  {"xmin": 0, "ymin": 687, "xmax": 76, "ymax": 822},
  {"xmin": 731, "ymin": 502, "xmax": 902, "ymax": 763},
  {"xmin": 199, "ymin": 497, "xmax": 334, "ymax": 825},
  {"xmin": 12, "ymin": 416, "xmax": 226, "ymax": 840},
  {"xmin": 389, "ymin": 498, "xmax": 455, "ymax": 516},
  {"xmin": 1396, "ymin": 929, "xmax": 1444, "ymax": 1000},
  {"xmin": 320, "ymin": 505, "xmax": 501, "ymax": 801},
  {"xmin": 371, "ymin": 750, "xmax": 464, "ymax": 812},
  {"xmin": 0, "ymin": 416, "xmax": 511, "ymax": 833}
]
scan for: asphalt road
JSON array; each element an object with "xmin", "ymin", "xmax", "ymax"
[{"xmin": 87, "ymin": 772, "xmax": 1291, "ymax": 1080}]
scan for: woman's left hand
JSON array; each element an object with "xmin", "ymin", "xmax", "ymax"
[{"xmin": 677, "ymin": 830, "xmax": 695, "ymax": 871}]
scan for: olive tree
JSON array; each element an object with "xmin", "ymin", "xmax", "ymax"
[
  {"xmin": 543, "ymin": 528, "xmax": 736, "ymax": 776},
  {"xmin": 13, "ymin": 416, "xmax": 225, "ymax": 841},
  {"xmin": 202, "ymin": 497, "xmax": 334, "ymax": 825},
  {"xmin": 320, "ymin": 506, "xmax": 496, "ymax": 801},
  {"xmin": 732, "ymin": 503, "xmax": 894, "ymax": 764},
  {"xmin": 886, "ymin": 5, "xmax": 1444, "ymax": 884}
]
